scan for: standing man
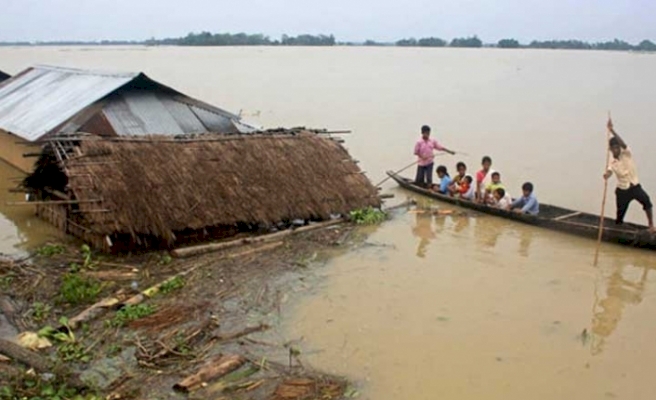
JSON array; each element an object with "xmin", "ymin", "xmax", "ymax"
[
  {"xmin": 603, "ymin": 119, "xmax": 654, "ymax": 233},
  {"xmin": 414, "ymin": 125, "xmax": 455, "ymax": 187}
]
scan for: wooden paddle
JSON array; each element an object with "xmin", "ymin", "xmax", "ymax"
[{"xmin": 593, "ymin": 114, "xmax": 613, "ymax": 266}]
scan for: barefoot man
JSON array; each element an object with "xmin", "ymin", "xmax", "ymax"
[{"xmin": 603, "ymin": 119, "xmax": 655, "ymax": 233}]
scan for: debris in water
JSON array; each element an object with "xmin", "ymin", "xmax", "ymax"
[
  {"xmin": 16, "ymin": 332, "xmax": 52, "ymax": 350},
  {"xmin": 579, "ymin": 328, "xmax": 590, "ymax": 345}
]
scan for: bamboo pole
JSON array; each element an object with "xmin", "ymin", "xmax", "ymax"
[
  {"xmin": 593, "ymin": 115, "xmax": 613, "ymax": 266},
  {"xmin": 375, "ymin": 161, "xmax": 418, "ymax": 187}
]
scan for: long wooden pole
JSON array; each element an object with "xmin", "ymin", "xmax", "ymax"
[
  {"xmin": 375, "ymin": 160, "xmax": 419, "ymax": 187},
  {"xmin": 593, "ymin": 116, "xmax": 613, "ymax": 266}
]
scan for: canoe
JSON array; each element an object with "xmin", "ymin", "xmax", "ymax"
[{"xmin": 387, "ymin": 171, "xmax": 656, "ymax": 250}]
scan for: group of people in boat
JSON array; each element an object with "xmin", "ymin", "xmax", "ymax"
[
  {"xmin": 413, "ymin": 120, "xmax": 655, "ymax": 232},
  {"xmin": 413, "ymin": 125, "xmax": 540, "ymax": 215}
]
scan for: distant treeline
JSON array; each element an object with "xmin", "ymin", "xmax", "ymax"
[
  {"xmin": 146, "ymin": 32, "xmax": 335, "ymax": 46},
  {"xmin": 2, "ymin": 33, "xmax": 655, "ymax": 51}
]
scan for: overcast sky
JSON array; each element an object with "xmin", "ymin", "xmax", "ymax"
[{"xmin": 1, "ymin": 0, "xmax": 654, "ymax": 43}]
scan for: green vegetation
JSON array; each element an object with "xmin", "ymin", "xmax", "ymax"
[
  {"xmin": 143, "ymin": 32, "xmax": 335, "ymax": 46},
  {"xmin": 59, "ymin": 273, "xmax": 102, "ymax": 305},
  {"xmin": 396, "ymin": 38, "xmax": 418, "ymax": 47},
  {"xmin": 281, "ymin": 34, "xmax": 335, "ymax": 46},
  {"xmin": 0, "ymin": 274, "xmax": 14, "ymax": 290},
  {"xmin": 498, "ymin": 38, "xmax": 520, "ymax": 48},
  {"xmin": 110, "ymin": 304, "xmax": 155, "ymax": 327},
  {"xmin": 158, "ymin": 253, "xmax": 173, "ymax": 265},
  {"xmin": 349, "ymin": 207, "xmax": 388, "ymax": 225},
  {"xmin": 39, "ymin": 317, "xmax": 91, "ymax": 362},
  {"xmin": 36, "ymin": 243, "xmax": 65, "ymax": 257},
  {"xmin": 4, "ymin": 33, "xmax": 656, "ymax": 53},
  {"xmin": 57, "ymin": 341, "xmax": 90, "ymax": 362},
  {"xmin": 31, "ymin": 302, "xmax": 52, "ymax": 322},
  {"xmin": 450, "ymin": 36, "xmax": 483, "ymax": 48},
  {"xmin": 0, "ymin": 377, "xmax": 100, "ymax": 400},
  {"xmin": 159, "ymin": 276, "xmax": 185, "ymax": 294}
]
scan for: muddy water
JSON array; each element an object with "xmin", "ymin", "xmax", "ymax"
[
  {"xmin": 285, "ymin": 197, "xmax": 656, "ymax": 399},
  {"xmin": 0, "ymin": 161, "xmax": 62, "ymax": 255},
  {"xmin": 1, "ymin": 46, "xmax": 656, "ymax": 398}
]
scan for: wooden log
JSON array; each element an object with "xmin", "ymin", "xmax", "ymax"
[
  {"xmin": 0, "ymin": 338, "xmax": 85, "ymax": 388},
  {"xmin": 383, "ymin": 199, "xmax": 417, "ymax": 212},
  {"xmin": 173, "ymin": 354, "xmax": 246, "ymax": 392},
  {"xmin": 171, "ymin": 219, "xmax": 344, "ymax": 258},
  {"xmin": 66, "ymin": 296, "xmax": 125, "ymax": 330}
]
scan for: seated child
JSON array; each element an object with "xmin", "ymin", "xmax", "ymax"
[
  {"xmin": 492, "ymin": 188, "xmax": 512, "ymax": 209},
  {"xmin": 485, "ymin": 171, "xmax": 505, "ymax": 203},
  {"xmin": 509, "ymin": 182, "xmax": 540, "ymax": 215},
  {"xmin": 458, "ymin": 175, "xmax": 475, "ymax": 200},
  {"xmin": 432, "ymin": 165, "xmax": 452, "ymax": 194},
  {"xmin": 448, "ymin": 162, "xmax": 467, "ymax": 195}
]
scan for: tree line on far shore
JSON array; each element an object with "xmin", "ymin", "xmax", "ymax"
[
  {"xmin": 386, "ymin": 37, "xmax": 656, "ymax": 51},
  {"xmin": 2, "ymin": 33, "xmax": 655, "ymax": 52}
]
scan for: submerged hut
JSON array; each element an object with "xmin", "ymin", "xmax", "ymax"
[
  {"xmin": 0, "ymin": 65, "xmax": 254, "ymax": 172},
  {"xmin": 23, "ymin": 131, "xmax": 379, "ymax": 252}
]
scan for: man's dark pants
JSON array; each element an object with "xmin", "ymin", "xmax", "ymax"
[
  {"xmin": 415, "ymin": 163, "xmax": 434, "ymax": 187},
  {"xmin": 615, "ymin": 184, "xmax": 653, "ymax": 224}
]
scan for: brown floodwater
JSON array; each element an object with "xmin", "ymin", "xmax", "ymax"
[
  {"xmin": 1, "ymin": 46, "xmax": 656, "ymax": 397},
  {"xmin": 0, "ymin": 161, "xmax": 63, "ymax": 255}
]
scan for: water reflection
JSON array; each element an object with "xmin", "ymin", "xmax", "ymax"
[
  {"xmin": 518, "ymin": 228, "xmax": 534, "ymax": 257},
  {"xmin": 591, "ymin": 259, "xmax": 652, "ymax": 355},
  {"xmin": 411, "ymin": 212, "xmax": 435, "ymax": 258},
  {"xmin": 452, "ymin": 212, "xmax": 471, "ymax": 234},
  {"xmin": 473, "ymin": 215, "xmax": 503, "ymax": 249}
]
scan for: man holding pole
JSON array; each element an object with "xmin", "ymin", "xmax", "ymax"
[
  {"xmin": 414, "ymin": 125, "xmax": 455, "ymax": 187},
  {"xmin": 603, "ymin": 119, "xmax": 655, "ymax": 233}
]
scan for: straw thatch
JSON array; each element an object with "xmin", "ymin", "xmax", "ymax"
[{"xmin": 25, "ymin": 132, "xmax": 379, "ymax": 249}]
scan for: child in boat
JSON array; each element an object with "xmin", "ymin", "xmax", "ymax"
[
  {"xmin": 458, "ymin": 175, "xmax": 475, "ymax": 200},
  {"xmin": 485, "ymin": 172, "xmax": 505, "ymax": 203},
  {"xmin": 432, "ymin": 165, "xmax": 452, "ymax": 194},
  {"xmin": 448, "ymin": 162, "xmax": 467, "ymax": 195},
  {"xmin": 509, "ymin": 182, "xmax": 540, "ymax": 215},
  {"xmin": 492, "ymin": 188, "xmax": 512, "ymax": 209},
  {"xmin": 475, "ymin": 156, "xmax": 494, "ymax": 203}
]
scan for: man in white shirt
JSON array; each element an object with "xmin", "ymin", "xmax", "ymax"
[{"xmin": 603, "ymin": 119, "xmax": 654, "ymax": 233}]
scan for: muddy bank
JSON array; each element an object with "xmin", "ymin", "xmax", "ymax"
[{"xmin": 0, "ymin": 223, "xmax": 368, "ymax": 399}]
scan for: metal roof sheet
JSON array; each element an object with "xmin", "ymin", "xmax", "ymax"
[{"xmin": 0, "ymin": 65, "xmax": 139, "ymax": 141}]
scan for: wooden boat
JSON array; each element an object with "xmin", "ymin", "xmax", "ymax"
[{"xmin": 387, "ymin": 171, "xmax": 656, "ymax": 250}]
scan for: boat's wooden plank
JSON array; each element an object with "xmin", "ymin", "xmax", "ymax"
[{"xmin": 552, "ymin": 211, "xmax": 582, "ymax": 221}]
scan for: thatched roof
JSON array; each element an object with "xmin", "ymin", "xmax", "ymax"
[{"xmin": 27, "ymin": 132, "xmax": 379, "ymax": 245}]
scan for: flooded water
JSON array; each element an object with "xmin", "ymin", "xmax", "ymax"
[
  {"xmin": 2, "ymin": 46, "xmax": 656, "ymax": 397},
  {"xmin": 0, "ymin": 162, "xmax": 62, "ymax": 255}
]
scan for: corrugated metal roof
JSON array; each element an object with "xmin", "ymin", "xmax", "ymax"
[
  {"xmin": 0, "ymin": 64, "xmax": 259, "ymax": 140},
  {"xmin": 104, "ymin": 91, "xmax": 186, "ymax": 135},
  {"xmin": 0, "ymin": 65, "xmax": 138, "ymax": 141}
]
